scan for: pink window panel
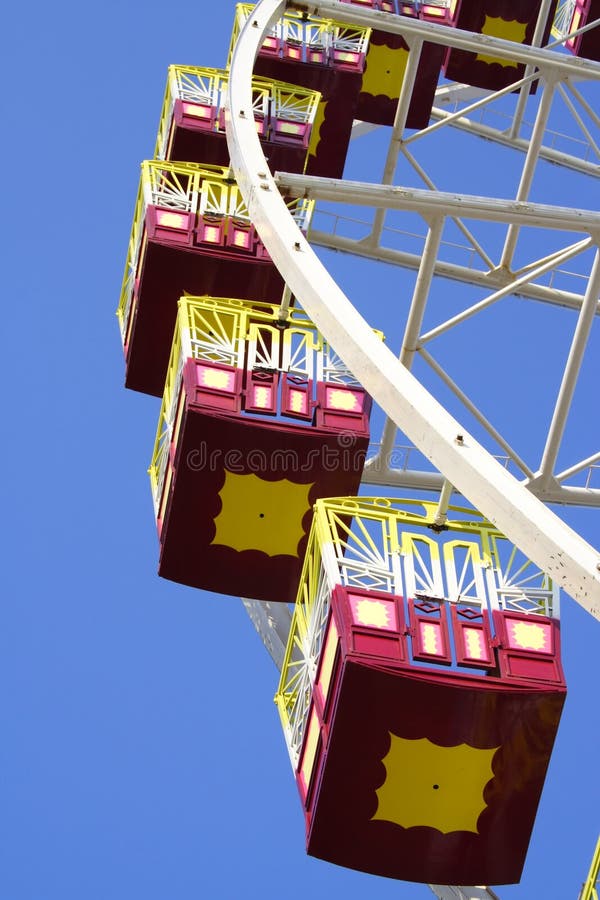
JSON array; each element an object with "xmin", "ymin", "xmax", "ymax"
[
  {"xmin": 420, "ymin": 3, "xmax": 453, "ymax": 23},
  {"xmin": 496, "ymin": 610, "xmax": 556, "ymax": 656},
  {"xmin": 284, "ymin": 41, "xmax": 307, "ymax": 62},
  {"xmin": 272, "ymin": 119, "xmax": 310, "ymax": 146},
  {"xmin": 260, "ymin": 35, "xmax": 282, "ymax": 57},
  {"xmin": 281, "ymin": 375, "xmax": 313, "ymax": 420},
  {"xmin": 492, "ymin": 610, "xmax": 565, "ymax": 685},
  {"xmin": 184, "ymin": 360, "xmax": 242, "ymax": 413},
  {"xmin": 315, "ymin": 383, "xmax": 370, "ymax": 433},
  {"xmin": 567, "ymin": 0, "xmax": 589, "ymax": 51},
  {"xmin": 408, "ymin": 597, "xmax": 452, "ymax": 665},
  {"xmin": 174, "ymin": 98, "xmax": 217, "ymax": 131},
  {"xmin": 146, "ymin": 206, "xmax": 194, "ymax": 245},
  {"xmin": 297, "ymin": 704, "xmax": 323, "ymax": 807},
  {"xmin": 450, "ymin": 605, "xmax": 495, "ymax": 669},
  {"xmin": 314, "ymin": 613, "xmax": 341, "ymax": 724},
  {"xmin": 399, "ymin": 2, "xmax": 419, "ymax": 16},
  {"xmin": 225, "ymin": 219, "xmax": 256, "ymax": 254},
  {"xmin": 347, "ymin": 590, "xmax": 400, "ymax": 632},
  {"xmin": 334, "ymin": 586, "xmax": 408, "ymax": 663},
  {"xmin": 331, "ymin": 49, "xmax": 364, "ymax": 71},
  {"xmin": 245, "ymin": 370, "xmax": 279, "ymax": 415},
  {"xmin": 196, "ymin": 214, "xmax": 225, "ymax": 246}
]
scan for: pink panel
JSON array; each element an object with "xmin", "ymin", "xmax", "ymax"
[
  {"xmin": 493, "ymin": 610, "xmax": 565, "ymax": 686},
  {"xmin": 297, "ymin": 704, "xmax": 322, "ymax": 804},
  {"xmin": 420, "ymin": 2, "xmax": 453, "ymax": 22},
  {"xmin": 499, "ymin": 652, "xmax": 564, "ymax": 683},
  {"xmin": 183, "ymin": 359, "xmax": 242, "ymax": 413},
  {"xmin": 260, "ymin": 35, "xmax": 282, "ymax": 56},
  {"xmin": 314, "ymin": 614, "xmax": 341, "ymax": 718},
  {"xmin": 451, "ymin": 605, "xmax": 495, "ymax": 668},
  {"xmin": 225, "ymin": 220, "xmax": 256, "ymax": 253},
  {"xmin": 314, "ymin": 383, "xmax": 371, "ymax": 433},
  {"xmin": 332, "ymin": 586, "xmax": 408, "ymax": 663},
  {"xmin": 331, "ymin": 49, "xmax": 364, "ymax": 71},
  {"xmin": 281, "ymin": 375, "xmax": 313, "ymax": 420},
  {"xmin": 146, "ymin": 206, "xmax": 194, "ymax": 245},
  {"xmin": 352, "ymin": 632, "xmax": 405, "ymax": 659},
  {"xmin": 348, "ymin": 592, "xmax": 398, "ymax": 631},
  {"xmin": 174, "ymin": 98, "xmax": 217, "ymax": 131},
  {"xmin": 284, "ymin": 42, "xmax": 306, "ymax": 62},
  {"xmin": 409, "ymin": 598, "xmax": 452, "ymax": 664},
  {"xmin": 272, "ymin": 119, "xmax": 310, "ymax": 146},
  {"xmin": 244, "ymin": 371, "xmax": 279, "ymax": 415},
  {"xmin": 195, "ymin": 215, "xmax": 225, "ymax": 246}
]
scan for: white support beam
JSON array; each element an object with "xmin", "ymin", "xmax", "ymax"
[
  {"xmin": 226, "ymin": 0, "xmax": 600, "ymax": 621},
  {"xmin": 290, "ymin": 0, "xmax": 600, "ymax": 77},
  {"xmin": 309, "ymin": 229, "xmax": 593, "ymax": 312},
  {"xmin": 276, "ymin": 173, "xmax": 600, "ymax": 233}
]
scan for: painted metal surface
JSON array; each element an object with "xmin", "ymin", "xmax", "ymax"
[
  {"xmin": 275, "ymin": 498, "xmax": 565, "ymax": 884},
  {"xmin": 149, "ymin": 298, "xmax": 376, "ymax": 601},
  {"xmin": 225, "ymin": 0, "xmax": 600, "ymax": 619}
]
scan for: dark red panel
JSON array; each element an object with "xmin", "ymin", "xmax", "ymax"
[
  {"xmin": 444, "ymin": 0, "xmax": 558, "ymax": 91},
  {"xmin": 252, "ymin": 56, "xmax": 362, "ymax": 178},
  {"xmin": 305, "ymin": 656, "xmax": 566, "ymax": 884},
  {"xmin": 356, "ymin": 33, "xmax": 446, "ymax": 129},
  {"xmin": 123, "ymin": 220, "xmax": 284, "ymax": 397},
  {"xmin": 157, "ymin": 406, "xmax": 369, "ymax": 602}
]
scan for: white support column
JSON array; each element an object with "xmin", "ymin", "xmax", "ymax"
[{"xmin": 227, "ymin": 1, "xmax": 600, "ymax": 616}]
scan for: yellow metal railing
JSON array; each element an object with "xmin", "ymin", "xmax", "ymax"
[
  {"xmin": 580, "ymin": 836, "xmax": 600, "ymax": 900},
  {"xmin": 154, "ymin": 64, "xmax": 321, "ymax": 159},
  {"xmin": 116, "ymin": 161, "xmax": 315, "ymax": 344},
  {"xmin": 148, "ymin": 297, "xmax": 371, "ymax": 517},
  {"xmin": 230, "ymin": 3, "xmax": 371, "ymax": 66},
  {"xmin": 275, "ymin": 497, "xmax": 558, "ymax": 768}
]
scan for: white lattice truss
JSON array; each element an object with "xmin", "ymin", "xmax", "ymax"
[{"xmin": 227, "ymin": 0, "xmax": 600, "ymax": 620}]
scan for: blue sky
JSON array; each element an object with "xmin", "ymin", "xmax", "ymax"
[{"xmin": 2, "ymin": 1, "xmax": 598, "ymax": 898}]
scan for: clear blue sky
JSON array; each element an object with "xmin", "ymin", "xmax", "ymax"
[{"xmin": 1, "ymin": 1, "xmax": 598, "ymax": 898}]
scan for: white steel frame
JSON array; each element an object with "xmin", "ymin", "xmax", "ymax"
[{"xmin": 226, "ymin": 0, "xmax": 600, "ymax": 621}]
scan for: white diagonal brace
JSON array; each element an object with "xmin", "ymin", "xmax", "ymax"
[{"xmin": 227, "ymin": 0, "xmax": 600, "ymax": 620}]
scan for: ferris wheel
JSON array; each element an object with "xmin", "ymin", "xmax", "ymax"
[{"xmin": 118, "ymin": 0, "xmax": 600, "ymax": 894}]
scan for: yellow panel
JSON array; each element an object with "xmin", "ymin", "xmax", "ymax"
[
  {"xmin": 509, "ymin": 620, "xmax": 550, "ymax": 652},
  {"xmin": 464, "ymin": 627, "xmax": 486, "ymax": 660},
  {"xmin": 307, "ymin": 98, "xmax": 328, "ymax": 163},
  {"xmin": 476, "ymin": 17, "xmax": 528, "ymax": 67},
  {"xmin": 354, "ymin": 598, "xmax": 392, "ymax": 629},
  {"xmin": 300, "ymin": 709, "xmax": 321, "ymax": 787},
  {"xmin": 211, "ymin": 472, "xmax": 314, "ymax": 556},
  {"xmin": 373, "ymin": 735, "xmax": 499, "ymax": 833},
  {"xmin": 327, "ymin": 389, "xmax": 360, "ymax": 411},
  {"xmin": 317, "ymin": 619, "xmax": 339, "ymax": 703},
  {"xmin": 361, "ymin": 43, "xmax": 409, "ymax": 101}
]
